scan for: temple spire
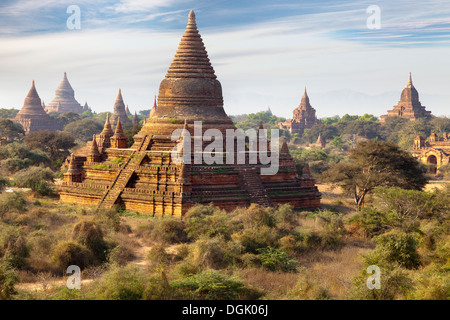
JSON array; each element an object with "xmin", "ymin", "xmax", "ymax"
[
  {"xmin": 406, "ymin": 72, "xmax": 413, "ymax": 88},
  {"xmin": 101, "ymin": 113, "xmax": 113, "ymax": 137},
  {"xmin": 114, "ymin": 117, "xmax": 125, "ymax": 137},
  {"xmin": 165, "ymin": 10, "xmax": 216, "ymax": 79}
]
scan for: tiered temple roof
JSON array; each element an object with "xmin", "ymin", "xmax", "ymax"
[
  {"xmin": 380, "ymin": 73, "xmax": 432, "ymax": 123},
  {"xmin": 14, "ymin": 81, "xmax": 61, "ymax": 133},
  {"xmin": 59, "ymin": 11, "xmax": 321, "ymax": 216},
  {"xmin": 278, "ymin": 87, "xmax": 320, "ymax": 135},
  {"xmin": 45, "ymin": 72, "xmax": 84, "ymax": 113}
]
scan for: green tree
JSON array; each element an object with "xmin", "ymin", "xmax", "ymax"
[
  {"xmin": 24, "ymin": 130, "xmax": 75, "ymax": 164},
  {"xmin": 0, "ymin": 262, "xmax": 19, "ymax": 300},
  {"xmin": 0, "ymin": 118, "xmax": 25, "ymax": 142},
  {"xmin": 64, "ymin": 118, "xmax": 103, "ymax": 142},
  {"xmin": 323, "ymin": 140, "xmax": 428, "ymax": 210},
  {"xmin": 13, "ymin": 167, "xmax": 55, "ymax": 195}
]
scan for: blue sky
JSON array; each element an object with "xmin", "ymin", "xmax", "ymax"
[{"xmin": 0, "ymin": 0, "xmax": 449, "ymax": 117}]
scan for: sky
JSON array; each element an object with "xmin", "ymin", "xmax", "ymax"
[{"xmin": 0, "ymin": 0, "xmax": 449, "ymax": 118}]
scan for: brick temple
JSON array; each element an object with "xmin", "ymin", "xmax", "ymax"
[
  {"xmin": 13, "ymin": 80, "xmax": 61, "ymax": 133},
  {"xmin": 59, "ymin": 11, "xmax": 321, "ymax": 216},
  {"xmin": 45, "ymin": 72, "xmax": 85, "ymax": 114},
  {"xmin": 278, "ymin": 87, "xmax": 320, "ymax": 135},
  {"xmin": 412, "ymin": 132, "xmax": 450, "ymax": 174},
  {"xmin": 380, "ymin": 73, "xmax": 432, "ymax": 123}
]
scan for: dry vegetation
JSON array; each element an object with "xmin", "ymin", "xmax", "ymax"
[{"xmin": 0, "ymin": 181, "xmax": 448, "ymax": 300}]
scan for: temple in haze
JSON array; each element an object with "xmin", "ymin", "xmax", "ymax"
[
  {"xmin": 59, "ymin": 11, "xmax": 321, "ymax": 216},
  {"xmin": 278, "ymin": 88, "xmax": 320, "ymax": 135},
  {"xmin": 13, "ymin": 81, "xmax": 61, "ymax": 133},
  {"xmin": 45, "ymin": 72, "xmax": 85, "ymax": 114},
  {"xmin": 380, "ymin": 73, "xmax": 432, "ymax": 123},
  {"xmin": 110, "ymin": 89, "xmax": 132, "ymax": 128}
]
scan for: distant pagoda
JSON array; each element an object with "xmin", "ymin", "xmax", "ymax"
[
  {"xmin": 45, "ymin": 72, "xmax": 84, "ymax": 113},
  {"xmin": 278, "ymin": 87, "xmax": 320, "ymax": 135},
  {"xmin": 14, "ymin": 81, "xmax": 61, "ymax": 133},
  {"xmin": 110, "ymin": 89, "xmax": 132, "ymax": 128},
  {"xmin": 59, "ymin": 11, "xmax": 320, "ymax": 216},
  {"xmin": 380, "ymin": 73, "xmax": 432, "ymax": 123}
]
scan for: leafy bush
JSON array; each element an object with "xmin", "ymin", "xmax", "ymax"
[
  {"xmin": 0, "ymin": 192, "xmax": 27, "ymax": 219},
  {"xmin": 71, "ymin": 221, "xmax": 107, "ymax": 262},
  {"xmin": 349, "ymin": 207, "xmax": 393, "ymax": 238},
  {"xmin": 52, "ymin": 241, "xmax": 94, "ymax": 272},
  {"xmin": 287, "ymin": 268, "xmax": 330, "ymax": 300},
  {"xmin": 257, "ymin": 247, "xmax": 297, "ymax": 272},
  {"xmin": 365, "ymin": 230, "xmax": 421, "ymax": 269},
  {"xmin": 0, "ymin": 262, "xmax": 19, "ymax": 300},
  {"xmin": 189, "ymin": 237, "xmax": 229, "ymax": 270},
  {"xmin": 232, "ymin": 226, "xmax": 278, "ymax": 253},
  {"xmin": 95, "ymin": 264, "xmax": 146, "ymax": 300},
  {"xmin": 13, "ymin": 167, "xmax": 55, "ymax": 196},
  {"xmin": 147, "ymin": 243, "xmax": 171, "ymax": 269},
  {"xmin": 0, "ymin": 227, "xmax": 29, "ymax": 269},
  {"xmin": 171, "ymin": 270, "xmax": 262, "ymax": 300},
  {"xmin": 350, "ymin": 267, "xmax": 414, "ymax": 300},
  {"xmin": 186, "ymin": 206, "xmax": 232, "ymax": 240},
  {"xmin": 139, "ymin": 217, "xmax": 188, "ymax": 244}
]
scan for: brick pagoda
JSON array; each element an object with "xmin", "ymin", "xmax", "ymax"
[
  {"xmin": 59, "ymin": 11, "xmax": 321, "ymax": 216},
  {"xmin": 45, "ymin": 72, "xmax": 84, "ymax": 113},
  {"xmin": 380, "ymin": 73, "xmax": 432, "ymax": 123},
  {"xmin": 278, "ymin": 87, "xmax": 320, "ymax": 135},
  {"xmin": 14, "ymin": 80, "xmax": 61, "ymax": 133},
  {"xmin": 110, "ymin": 89, "xmax": 132, "ymax": 128}
]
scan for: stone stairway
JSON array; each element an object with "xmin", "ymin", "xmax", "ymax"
[
  {"xmin": 239, "ymin": 167, "xmax": 272, "ymax": 207},
  {"xmin": 96, "ymin": 136, "xmax": 155, "ymax": 210}
]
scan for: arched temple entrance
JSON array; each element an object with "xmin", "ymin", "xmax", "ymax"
[{"xmin": 427, "ymin": 155, "xmax": 438, "ymax": 174}]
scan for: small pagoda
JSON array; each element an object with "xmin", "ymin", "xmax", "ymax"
[
  {"xmin": 110, "ymin": 89, "xmax": 132, "ymax": 129},
  {"xmin": 59, "ymin": 11, "xmax": 321, "ymax": 216}
]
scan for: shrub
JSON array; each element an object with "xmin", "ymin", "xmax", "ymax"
[
  {"xmin": 232, "ymin": 226, "xmax": 278, "ymax": 254},
  {"xmin": 147, "ymin": 243, "xmax": 171, "ymax": 269},
  {"xmin": 52, "ymin": 241, "xmax": 94, "ymax": 272},
  {"xmin": 107, "ymin": 245, "xmax": 134, "ymax": 266},
  {"xmin": 0, "ymin": 192, "xmax": 27, "ymax": 219},
  {"xmin": 0, "ymin": 227, "xmax": 29, "ymax": 269},
  {"xmin": 151, "ymin": 218, "xmax": 188, "ymax": 244},
  {"xmin": 287, "ymin": 268, "xmax": 331, "ymax": 300},
  {"xmin": 190, "ymin": 237, "xmax": 229, "ymax": 270},
  {"xmin": 13, "ymin": 167, "xmax": 55, "ymax": 196},
  {"xmin": 95, "ymin": 208, "xmax": 121, "ymax": 232},
  {"xmin": 350, "ymin": 267, "xmax": 414, "ymax": 300},
  {"xmin": 186, "ymin": 208, "xmax": 232, "ymax": 240},
  {"xmin": 365, "ymin": 230, "xmax": 421, "ymax": 269},
  {"xmin": 273, "ymin": 204, "xmax": 297, "ymax": 225},
  {"xmin": 171, "ymin": 270, "xmax": 262, "ymax": 300},
  {"xmin": 241, "ymin": 204, "xmax": 276, "ymax": 229},
  {"xmin": 349, "ymin": 207, "xmax": 393, "ymax": 238},
  {"xmin": 257, "ymin": 247, "xmax": 297, "ymax": 272},
  {"xmin": 0, "ymin": 262, "xmax": 19, "ymax": 300},
  {"xmin": 72, "ymin": 221, "xmax": 107, "ymax": 262},
  {"xmin": 95, "ymin": 264, "xmax": 146, "ymax": 300}
]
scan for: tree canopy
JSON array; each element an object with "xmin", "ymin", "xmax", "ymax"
[{"xmin": 323, "ymin": 140, "xmax": 428, "ymax": 210}]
